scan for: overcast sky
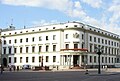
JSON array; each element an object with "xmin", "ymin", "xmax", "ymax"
[{"xmin": 0, "ymin": 0, "xmax": 120, "ymax": 34}]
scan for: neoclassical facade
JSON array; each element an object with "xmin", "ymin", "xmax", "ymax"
[{"xmin": 1, "ymin": 21, "xmax": 120, "ymax": 69}]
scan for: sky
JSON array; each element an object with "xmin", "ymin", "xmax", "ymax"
[{"xmin": 0, "ymin": 0, "xmax": 120, "ymax": 35}]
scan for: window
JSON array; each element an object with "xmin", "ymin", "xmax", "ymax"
[
  {"xmin": 20, "ymin": 39, "xmax": 22, "ymax": 43},
  {"xmin": 74, "ymin": 44, "xmax": 78, "ymax": 49},
  {"xmin": 46, "ymin": 45, "xmax": 49, "ymax": 52},
  {"xmin": 105, "ymin": 57, "xmax": 107, "ymax": 63},
  {"xmin": 3, "ymin": 47, "xmax": 6, "ymax": 54},
  {"xmin": 32, "ymin": 37, "xmax": 35, "ymax": 42},
  {"xmin": 14, "ymin": 39, "xmax": 17, "ymax": 43},
  {"xmin": 65, "ymin": 44, "xmax": 69, "ymax": 49},
  {"xmin": 82, "ymin": 43, "xmax": 84, "ymax": 48},
  {"xmin": 102, "ymin": 39, "xmax": 104, "ymax": 44},
  {"xmin": 108, "ymin": 41, "xmax": 110, "ymax": 45},
  {"xmin": 53, "ymin": 56, "xmax": 56, "ymax": 62},
  {"xmin": 90, "ymin": 56, "xmax": 92, "ymax": 63},
  {"xmin": 3, "ymin": 40, "xmax": 6, "ymax": 45},
  {"xmin": 109, "ymin": 57, "xmax": 110, "ymax": 63},
  {"xmin": 111, "ymin": 41, "xmax": 113, "ymax": 46},
  {"xmin": 26, "ymin": 57, "xmax": 28, "ymax": 63},
  {"xmin": 39, "ymin": 46, "xmax": 42, "ymax": 52},
  {"xmin": 90, "ymin": 44, "xmax": 92, "ymax": 52},
  {"xmin": 26, "ymin": 47, "xmax": 28, "ymax": 53},
  {"xmin": 94, "ymin": 56, "xmax": 96, "ymax": 63},
  {"xmin": 53, "ymin": 35, "xmax": 56, "ymax": 40},
  {"xmin": 9, "ymin": 47, "xmax": 11, "ymax": 54},
  {"xmin": 74, "ymin": 25, "xmax": 77, "ymax": 27},
  {"xmin": 32, "ymin": 57, "xmax": 35, "ymax": 63},
  {"xmin": 46, "ymin": 56, "xmax": 49, "ymax": 62},
  {"xmin": 20, "ymin": 47, "xmax": 22, "ymax": 53},
  {"xmin": 82, "ymin": 34, "xmax": 84, "ymax": 40},
  {"xmin": 9, "ymin": 40, "xmax": 11, "ymax": 44},
  {"xmin": 94, "ymin": 37, "xmax": 96, "ymax": 42},
  {"xmin": 90, "ymin": 36, "xmax": 92, "ymax": 41},
  {"xmin": 14, "ymin": 48, "xmax": 17, "ymax": 53},
  {"xmin": 39, "ymin": 36, "xmax": 42, "ymax": 41},
  {"xmin": 39, "ymin": 56, "xmax": 41, "ymax": 62},
  {"xmin": 98, "ymin": 38, "xmax": 100, "ymax": 43},
  {"xmin": 46, "ymin": 36, "xmax": 48, "ymax": 40},
  {"xmin": 14, "ymin": 57, "xmax": 17, "ymax": 63},
  {"xmin": 65, "ymin": 34, "xmax": 68, "ymax": 39},
  {"xmin": 102, "ymin": 57, "xmax": 104, "ymax": 63},
  {"xmin": 53, "ymin": 45, "xmax": 56, "ymax": 51},
  {"xmin": 105, "ymin": 47, "xmax": 107, "ymax": 54},
  {"xmin": 9, "ymin": 57, "xmax": 11, "ymax": 63},
  {"xmin": 20, "ymin": 57, "xmax": 22, "ymax": 63},
  {"xmin": 32, "ymin": 46, "xmax": 35, "ymax": 53},
  {"xmin": 105, "ymin": 40, "xmax": 107, "ymax": 44},
  {"xmin": 26, "ymin": 38, "xmax": 28, "ymax": 42}
]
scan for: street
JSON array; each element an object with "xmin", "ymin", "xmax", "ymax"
[{"xmin": 0, "ymin": 70, "xmax": 120, "ymax": 81}]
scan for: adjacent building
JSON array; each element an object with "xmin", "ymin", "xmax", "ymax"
[{"xmin": 1, "ymin": 22, "xmax": 120, "ymax": 69}]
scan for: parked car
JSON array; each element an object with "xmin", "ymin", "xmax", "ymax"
[{"xmin": 22, "ymin": 64, "xmax": 31, "ymax": 69}]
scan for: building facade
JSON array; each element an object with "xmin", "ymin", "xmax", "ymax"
[{"xmin": 1, "ymin": 22, "xmax": 120, "ymax": 69}]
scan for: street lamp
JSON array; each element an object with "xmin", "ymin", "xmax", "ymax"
[
  {"xmin": 1, "ymin": 36, "xmax": 5, "ymax": 74},
  {"xmin": 95, "ymin": 46, "xmax": 104, "ymax": 74}
]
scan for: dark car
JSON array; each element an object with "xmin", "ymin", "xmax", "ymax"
[{"xmin": 22, "ymin": 64, "xmax": 31, "ymax": 69}]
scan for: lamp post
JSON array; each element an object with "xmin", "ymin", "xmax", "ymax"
[{"xmin": 95, "ymin": 46, "xmax": 103, "ymax": 74}]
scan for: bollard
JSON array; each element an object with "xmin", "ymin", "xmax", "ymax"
[{"xmin": 85, "ymin": 70, "xmax": 89, "ymax": 74}]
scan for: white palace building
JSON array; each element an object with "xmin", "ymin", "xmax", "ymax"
[{"xmin": 1, "ymin": 21, "xmax": 120, "ymax": 69}]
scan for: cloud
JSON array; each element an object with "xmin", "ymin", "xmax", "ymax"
[
  {"xmin": 32, "ymin": 19, "xmax": 59, "ymax": 26},
  {"xmin": 81, "ymin": 0, "xmax": 103, "ymax": 8}
]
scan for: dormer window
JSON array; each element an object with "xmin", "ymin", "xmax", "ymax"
[
  {"xmin": 15, "ymin": 32, "xmax": 17, "ymax": 34},
  {"xmin": 74, "ymin": 25, "xmax": 77, "ymax": 27},
  {"xmin": 20, "ymin": 31, "xmax": 22, "ymax": 33},
  {"xmin": 9, "ymin": 33, "xmax": 11, "ymax": 35},
  {"xmin": 66, "ymin": 26, "xmax": 68, "ymax": 28},
  {"xmin": 32, "ymin": 30, "xmax": 34, "ymax": 31},
  {"xmin": 94, "ymin": 30, "xmax": 96, "ymax": 32},
  {"xmin": 53, "ymin": 27, "xmax": 55, "ymax": 29},
  {"xmin": 26, "ymin": 31, "xmax": 28, "ymax": 32},
  {"xmin": 4, "ymin": 34, "xmax": 6, "ymax": 35},
  {"xmin": 89, "ymin": 28, "xmax": 92, "ymax": 30},
  {"xmin": 46, "ymin": 28, "xmax": 48, "ymax": 30},
  {"xmin": 39, "ymin": 29, "xmax": 41, "ymax": 31}
]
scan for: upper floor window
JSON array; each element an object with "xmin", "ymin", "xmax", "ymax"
[
  {"xmin": 26, "ymin": 47, "xmax": 28, "ymax": 53},
  {"xmin": 3, "ymin": 40, "xmax": 6, "ymax": 45},
  {"xmin": 65, "ymin": 34, "xmax": 68, "ymax": 39},
  {"xmin": 39, "ymin": 46, "xmax": 42, "ymax": 52},
  {"xmin": 74, "ymin": 44, "xmax": 78, "ymax": 49},
  {"xmin": 9, "ymin": 47, "xmax": 12, "ymax": 54},
  {"xmin": 26, "ymin": 38, "xmax": 28, "ymax": 42},
  {"xmin": 3, "ymin": 47, "xmax": 6, "ymax": 54},
  {"xmin": 94, "ymin": 37, "xmax": 96, "ymax": 42},
  {"xmin": 46, "ymin": 45, "xmax": 49, "ymax": 52},
  {"xmin": 9, "ymin": 40, "xmax": 11, "ymax": 44},
  {"xmin": 53, "ymin": 45, "xmax": 56, "ymax": 51},
  {"xmin": 39, "ymin": 36, "xmax": 42, "ymax": 41},
  {"xmin": 53, "ymin": 56, "xmax": 56, "ymax": 62},
  {"xmin": 74, "ymin": 25, "xmax": 77, "ymax": 27},
  {"xmin": 65, "ymin": 44, "xmax": 69, "ymax": 49},
  {"xmin": 105, "ymin": 40, "xmax": 107, "ymax": 44},
  {"xmin": 14, "ymin": 39, "xmax": 17, "ymax": 43},
  {"xmin": 90, "ymin": 36, "xmax": 92, "ymax": 41},
  {"xmin": 20, "ymin": 39, "xmax": 22, "ymax": 43},
  {"xmin": 46, "ymin": 36, "xmax": 48, "ymax": 40},
  {"xmin": 32, "ymin": 46, "xmax": 35, "ymax": 53},
  {"xmin": 82, "ymin": 34, "xmax": 84, "ymax": 40},
  {"xmin": 98, "ymin": 38, "xmax": 100, "ymax": 43},
  {"xmin": 102, "ymin": 39, "xmax": 104, "ymax": 44},
  {"xmin": 14, "ymin": 48, "xmax": 17, "ymax": 53},
  {"xmin": 9, "ymin": 57, "xmax": 11, "ymax": 63},
  {"xmin": 53, "ymin": 35, "xmax": 56, "ymax": 40},
  {"xmin": 32, "ymin": 37, "xmax": 35, "ymax": 42},
  {"xmin": 20, "ymin": 47, "xmax": 22, "ymax": 53}
]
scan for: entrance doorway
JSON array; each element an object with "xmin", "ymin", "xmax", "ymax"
[
  {"xmin": 73, "ymin": 55, "xmax": 79, "ymax": 66},
  {"xmin": 3, "ymin": 58, "xmax": 7, "ymax": 67}
]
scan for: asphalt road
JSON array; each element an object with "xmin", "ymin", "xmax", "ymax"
[{"xmin": 0, "ymin": 71, "xmax": 120, "ymax": 81}]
